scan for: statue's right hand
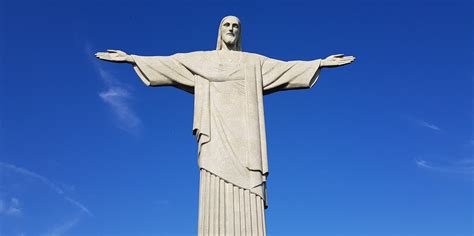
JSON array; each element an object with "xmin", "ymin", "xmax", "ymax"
[{"xmin": 95, "ymin": 49, "xmax": 133, "ymax": 63}]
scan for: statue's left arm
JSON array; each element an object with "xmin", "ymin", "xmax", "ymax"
[{"xmin": 261, "ymin": 54, "xmax": 355, "ymax": 95}]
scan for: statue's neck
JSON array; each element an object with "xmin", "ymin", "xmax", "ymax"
[{"xmin": 221, "ymin": 42, "xmax": 238, "ymax": 51}]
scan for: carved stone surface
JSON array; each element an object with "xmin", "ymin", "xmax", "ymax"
[{"xmin": 96, "ymin": 15, "xmax": 355, "ymax": 236}]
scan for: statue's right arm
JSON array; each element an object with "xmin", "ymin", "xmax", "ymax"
[
  {"xmin": 95, "ymin": 49, "xmax": 135, "ymax": 64},
  {"xmin": 97, "ymin": 50, "xmax": 197, "ymax": 92}
]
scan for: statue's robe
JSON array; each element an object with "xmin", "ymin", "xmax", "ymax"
[{"xmin": 131, "ymin": 51, "xmax": 321, "ymax": 236}]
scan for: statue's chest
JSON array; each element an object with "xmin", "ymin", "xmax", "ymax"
[{"xmin": 203, "ymin": 62, "xmax": 244, "ymax": 82}]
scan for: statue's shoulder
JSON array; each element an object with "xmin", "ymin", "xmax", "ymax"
[
  {"xmin": 241, "ymin": 51, "xmax": 264, "ymax": 58},
  {"xmin": 182, "ymin": 50, "xmax": 264, "ymax": 60},
  {"xmin": 174, "ymin": 50, "xmax": 266, "ymax": 63},
  {"xmin": 171, "ymin": 51, "xmax": 214, "ymax": 63},
  {"xmin": 174, "ymin": 50, "xmax": 209, "ymax": 57},
  {"xmin": 241, "ymin": 51, "xmax": 267, "ymax": 64}
]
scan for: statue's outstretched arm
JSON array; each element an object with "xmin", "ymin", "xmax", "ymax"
[
  {"xmin": 320, "ymin": 54, "xmax": 355, "ymax": 68},
  {"xmin": 95, "ymin": 49, "xmax": 135, "ymax": 64}
]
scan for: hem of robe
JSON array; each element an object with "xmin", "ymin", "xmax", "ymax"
[
  {"xmin": 131, "ymin": 55, "xmax": 152, "ymax": 86},
  {"xmin": 200, "ymin": 167, "xmax": 268, "ymax": 208},
  {"xmin": 198, "ymin": 168, "xmax": 267, "ymax": 236},
  {"xmin": 307, "ymin": 59, "xmax": 322, "ymax": 88}
]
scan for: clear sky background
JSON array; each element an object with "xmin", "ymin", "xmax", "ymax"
[{"xmin": 0, "ymin": 0, "xmax": 472, "ymax": 235}]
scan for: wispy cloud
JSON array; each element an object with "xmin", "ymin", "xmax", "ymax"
[
  {"xmin": 416, "ymin": 119, "xmax": 441, "ymax": 131},
  {"xmin": 64, "ymin": 197, "xmax": 90, "ymax": 215},
  {"xmin": 415, "ymin": 159, "xmax": 432, "ymax": 169},
  {"xmin": 85, "ymin": 44, "xmax": 141, "ymax": 134},
  {"xmin": 415, "ymin": 158, "xmax": 474, "ymax": 175},
  {"xmin": 0, "ymin": 162, "xmax": 64, "ymax": 194},
  {"xmin": 0, "ymin": 162, "xmax": 91, "ymax": 216},
  {"xmin": 0, "ymin": 197, "xmax": 22, "ymax": 217},
  {"xmin": 99, "ymin": 87, "xmax": 141, "ymax": 132},
  {"xmin": 44, "ymin": 216, "xmax": 80, "ymax": 236}
]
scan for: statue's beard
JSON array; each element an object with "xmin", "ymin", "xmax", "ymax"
[{"xmin": 222, "ymin": 34, "xmax": 237, "ymax": 46}]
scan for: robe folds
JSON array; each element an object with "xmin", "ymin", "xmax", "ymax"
[{"xmin": 131, "ymin": 51, "xmax": 321, "ymax": 208}]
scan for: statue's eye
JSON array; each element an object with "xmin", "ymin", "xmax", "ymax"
[{"xmin": 223, "ymin": 23, "xmax": 230, "ymax": 27}]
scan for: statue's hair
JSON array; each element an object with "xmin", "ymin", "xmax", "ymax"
[{"xmin": 216, "ymin": 16, "xmax": 242, "ymax": 51}]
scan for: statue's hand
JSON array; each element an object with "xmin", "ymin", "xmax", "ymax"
[
  {"xmin": 95, "ymin": 49, "xmax": 134, "ymax": 63},
  {"xmin": 321, "ymin": 54, "xmax": 355, "ymax": 68}
]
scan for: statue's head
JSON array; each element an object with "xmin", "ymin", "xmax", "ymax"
[{"xmin": 216, "ymin": 16, "xmax": 241, "ymax": 51}]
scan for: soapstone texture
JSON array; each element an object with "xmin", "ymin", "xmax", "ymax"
[{"xmin": 95, "ymin": 15, "xmax": 355, "ymax": 236}]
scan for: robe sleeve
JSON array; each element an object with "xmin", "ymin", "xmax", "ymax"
[
  {"xmin": 131, "ymin": 52, "xmax": 202, "ymax": 94},
  {"xmin": 261, "ymin": 56, "xmax": 322, "ymax": 95}
]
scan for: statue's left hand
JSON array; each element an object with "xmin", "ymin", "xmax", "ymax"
[{"xmin": 321, "ymin": 54, "xmax": 355, "ymax": 68}]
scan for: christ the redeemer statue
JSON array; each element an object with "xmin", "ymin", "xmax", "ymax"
[{"xmin": 96, "ymin": 16, "xmax": 355, "ymax": 236}]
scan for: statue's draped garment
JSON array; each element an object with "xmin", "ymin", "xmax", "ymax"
[{"xmin": 132, "ymin": 51, "xmax": 321, "ymax": 235}]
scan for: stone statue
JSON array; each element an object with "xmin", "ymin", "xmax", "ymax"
[{"xmin": 96, "ymin": 16, "xmax": 355, "ymax": 236}]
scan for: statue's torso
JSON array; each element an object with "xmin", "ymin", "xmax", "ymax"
[{"xmin": 198, "ymin": 51, "xmax": 254, "ymax": 186}]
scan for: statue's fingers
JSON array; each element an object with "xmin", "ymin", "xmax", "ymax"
[
  {"xmin": 95, "ymin": 52, "xmax": 108, "ymax": 58},
  {"xmin": 332, "ymin": 54, "xmax": 344, "ymax": 58},
  {"xmin": 96, "ymin": 53, "xmax": 112, "ymax": 60},
  {"xmin": 108, "ymin": 49, "xmax": 127, "ymax": 55},
  {"xmin": 341, "ymin": 56, "xmax": 355, "ymax": 62},
  {"xmin": 345, "ymin": 59, "xmax": 354, "ymax": 64},
  {"xmin": 346, "ymin": 56, "xmax": 355, "ymax": 60}
]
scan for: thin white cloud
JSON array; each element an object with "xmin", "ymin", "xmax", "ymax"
[
  {"xmin": 96, "ymin": 64, "xmax": 118, "ymax": 87},
  {"xmin": 0, "ymin": 197, "xmax": 22, "ymax": 217},
  {"xmin": 85, "ymin": 44, "xmax": 141, "ymax": 134},
  {"xmin": 44, "ymin": 217, "xmax": 80, "ymax": 236},
  {"xmin": 0, "ymin": 162, "xmax": 91, "ymax": 216},
  {"xmin": 59, "ymin": 183, "xmax": 75, "ymax": 193},
  {"xmin": 0, "ymin": 162, "xmax": 64, "ymax": 194},
  {"xmin": 415, "ymin": 158, "xmax": 474, "ymax": 175},
  {"xmin": 99, "ymin": 86, "xmax": 141, "ymax": 133},
  {"xmin": 416, "ymin": 120, "xmax": 441, "ymax": 131},
  {"xmin": 64, "ymin": 197, "xmax": 90, "ymax": 215},
  {"xmin": 7, "ymin": 198, "xmax": 22, "ymax": 216},
  {"xmin": 415, "ymin": 159, "xmax": 434, "ymax": 169}
]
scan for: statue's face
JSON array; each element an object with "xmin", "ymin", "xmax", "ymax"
[{"xmin": 220, "ymin": 16, "xmax": 240, "ymax": 46}]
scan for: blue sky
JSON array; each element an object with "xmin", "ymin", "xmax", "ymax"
[{"xmin": 0, "ymin": 0, "xmax": 472, "ymax": 235}]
